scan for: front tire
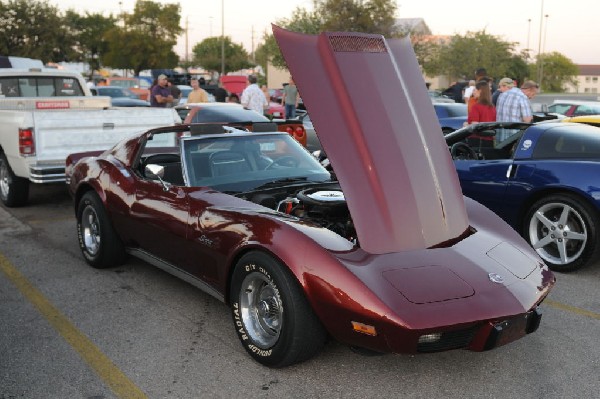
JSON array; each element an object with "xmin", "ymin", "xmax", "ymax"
[
  {"xmin": 230, "ymin": 251, "xmax": 327, "ymax": 367},
  {"xmin": 76, "ymin": 191, "xmax": 126, "ymax": 268},
  {"xmin": 524, "ymin": 194, "xmax": 599, "ymax": 272},
  {"xmin": 0, "ymin": 151, "xmax": 29, "ymax": 207}
]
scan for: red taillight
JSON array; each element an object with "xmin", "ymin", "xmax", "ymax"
[
  {"xmin": 283, "ymin": 125, "xmax": 307, "ymax": 146},
  {"xmin": 19, "ymin": 128, "xmax": 35, "ymax": 156},
  {"xmin": 294, "ymin": 126, "xmax": 305, "ymax": 139}
]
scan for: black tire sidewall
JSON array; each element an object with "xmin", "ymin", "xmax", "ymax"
[
  {"xmin": 0, "ymin": 151, "xmax": 29, "ymax": 207},
  {"xmin": 524, "ymin": 193, "xmax": 599, "ymax": 271},
  {"xmin": 76, "ymin": 191, "xmax": 125, "ymax": 268},
  {"xmin": 230, "ymin": 251, "xmax": 324, "ymax": 367}
]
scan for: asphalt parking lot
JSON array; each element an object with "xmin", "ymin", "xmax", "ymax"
[{"xmin": 1, "ymin": 183, "xmax": 599, "ymax": 399}]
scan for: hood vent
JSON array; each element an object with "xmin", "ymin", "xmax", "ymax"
[{"xmin": 328, "ymin": 35, "xmax": 387, "ymax": 53}]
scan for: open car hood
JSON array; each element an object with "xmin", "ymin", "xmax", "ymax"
[{"xmin": 273, "ymin": 26, "xmax": 469, "ymax": 254}]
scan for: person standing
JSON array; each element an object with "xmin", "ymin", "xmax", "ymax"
[
  {"xmin": 213, "ymin": 81, "xmax": 228, "ymax": 102},
  {"xmin": 492, "ymin": 77, "xmax": 514, "ymax": 106},
  {"xmin": 187, "ymin": 77, "xmax": 209, "ymax": 103},
  {"xmin": 168, "ymin": 79, "xmax": 181, "ymax": 107},
  {"xmin": 467, "ymin": 81, "xmax": 496, "ymax": 124},
  {"xmin": 150, "ymin": 74, "xmax": 173, "ymax": 107},
  {"xmin": 496, "ymin": 80, "xmax": 538, "ymax": 141},
  {"xmin": 241, "ymin": 75, "xmax": 267, "ymax": 114},
  {"xmin": 282, "ymin": 76, "xmax": 299, "ymax": 118},
  {"xmin": 496, "ymin": 80, "xmax": 539, "ymax": 123}
]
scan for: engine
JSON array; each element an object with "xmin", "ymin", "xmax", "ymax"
[{"xmin": 244, "ymin": 186, "xmax": 357, "ymax": 244}]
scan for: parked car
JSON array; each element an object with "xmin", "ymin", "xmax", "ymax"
[
  {"xmin": 176, "ymin": 102, "xmax": 307, "ymax": 147},
  {"xmin": 296, "ymin": 110, "xmax": 321, "ymax": 152},
  {"xmin": 561, "ymin": 114, "xmax": 600, "ymax": 127},
  {"xmin": 434, "ymin": 103, "xmax": 468, "ymax": 134},
  {"xmin": 105, "ymin": 77, "xmax": 150, "ymax": 101},
  {"xmin": 548, "ymin": 100, "xmax": 600, "ymax": 117},
  {"xmin": 68, "ymin": 28, "xmax": 554, "ymax": 367},
  {"xmin": 90, "ymin": 86, "xmax": 150, "ymax": 107},
  {"xmin": 429, "ymin": 90, "xmax": 455, "ymax": 103},
  {"xmin": 446, "ymin": 121, "xmax": 600, "ymax": 271}
]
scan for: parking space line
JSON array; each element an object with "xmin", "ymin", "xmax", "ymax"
[
  {"xmin": 0, "ymin": 252, "xmax": 148, "ymax": 399},
  {"xmin": 545, "ymin": 299, "xmax": 600, "ymax": 320}
]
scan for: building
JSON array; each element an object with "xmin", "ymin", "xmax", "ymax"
[{"xmin": 564, "ymin": 65, "xmax": 600, "ymax": 93}]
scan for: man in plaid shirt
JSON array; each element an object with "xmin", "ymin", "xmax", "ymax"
[{"xmin": 495, "ymin": 80, "xmax": 539, "ymax": 141}]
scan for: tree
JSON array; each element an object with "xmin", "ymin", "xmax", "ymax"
[
  {"xmin": 0, "ymin": 0, "xmax": 76, "ymax": 62},
  {"xmin": 532, "ymin": 52, "xmax": 578, "ymax": 92},
  {"xmin": 256, "ymin": 0, "xmax": 397, "ymax": 70},
  {"xmin": 191, "ymin": 36, "xmax": 252, "ymax": 75},
  {"xmin": 64, "ymin": 11, "xmax": 117, "ymax": 78},
  {"xmin": 428, "ymin": 31, "xmax": 522, "ymax": 82},
  {"xmin": 102, "ymin": 0, "xmax": 182, "ymax": 76},
  {"xmin": 317, "ymin": 0, "xmax": 397, "ymax": 36}
]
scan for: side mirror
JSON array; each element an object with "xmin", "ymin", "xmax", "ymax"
[{"xmin": 145, "ymin": 164, "xmax": 165, "ymax": 179}]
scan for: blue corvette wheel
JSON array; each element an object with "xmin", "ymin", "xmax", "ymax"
[{"xmin": 525, "ymin": 194, "xmax": 600, "ymax": 272}]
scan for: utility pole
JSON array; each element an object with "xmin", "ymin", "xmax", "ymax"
[
  {"xmin": 185, "ymin": 16, "xmax": 189, "ymax": 63},
  {"xmin": 221, "ymin": 0, "xmax": 225, "ymax": 76},
  {"xmin": 251, "ymin": 25, "xmax": 255, "ymax": 64},
  {"xmin": 536, "ymin": 0, "xmax": 545, "ymax": 89}
]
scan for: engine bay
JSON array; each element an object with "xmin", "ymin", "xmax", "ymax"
[{"xmin": 236, "ymin": 183, "xmax": 358, "ymax": 244}]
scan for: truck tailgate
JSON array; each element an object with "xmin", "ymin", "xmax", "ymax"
[
  {"xmin": 33, "ymin": 108, "xmax": 179, "ymax": 162},
  {"xmin": 29, "ymin": 108, "xmax": 180, "ymax": 182}
]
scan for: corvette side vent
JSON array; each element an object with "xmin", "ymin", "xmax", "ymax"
[{"xmin": 328, "ymin": 35, "xmax": 387, "ymax": 53}]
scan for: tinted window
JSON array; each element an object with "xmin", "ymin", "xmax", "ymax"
[
  {"xmin": 548, "ymin": 104, "xmax": 572, "ymax": 115},
  {"xmin": 0, "ymin": 78, "xmax": 19, "ymax": 97},
  {"xmin": 0, "ymin": 76, "xmax": 84, "ymax": 97},
  {"xmin": 532, "ymin": 125, "xmax": 600, "ymax": 159},
  {"xmin": 573, "ymin": 104, "xmax": 600, "ymax": 116},
  {"xmin": 191, "ymin": 106, "xmax": 269, "ymax": 123}
]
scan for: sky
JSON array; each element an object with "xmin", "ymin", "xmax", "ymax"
[{"xmin": 52, "ymin": 0, "xmax": 600, "ymax": 65}]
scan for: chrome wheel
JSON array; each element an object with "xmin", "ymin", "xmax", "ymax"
[
  {"xmin": 239, "ymin": 272, "xmax": 283, "ymax": 349},
  {"xmin": 528, "ymin": 201, "xmax": 587, "ymax": 266},
  {"xmin": 81, "ymin": 205, "xmax": 101, "ymax": 256}
]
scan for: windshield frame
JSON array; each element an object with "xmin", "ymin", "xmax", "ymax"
[{"xmin": 180, "ymin": 132, "xmax": 331, "ymax": 193}]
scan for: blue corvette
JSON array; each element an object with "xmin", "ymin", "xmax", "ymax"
[{"xmin": 446, "ymin": 121, "xmax": 600, "ymax": 272}]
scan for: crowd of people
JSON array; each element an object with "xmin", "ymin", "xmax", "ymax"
[{"xmin": 453, "ymin": 68, "xmax": 540, "ymax": 129}]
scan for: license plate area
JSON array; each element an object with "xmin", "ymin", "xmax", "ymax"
[{"xmin": 484, "ymin": 308, "xmax": 542, "ymax": 350}]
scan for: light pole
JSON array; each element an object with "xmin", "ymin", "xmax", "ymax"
[
  {"xmin": 539, "ymin": 14, "xmax": 549, "ymax": 90},
  {"xmin": 536, "ymin": 0, "xmax": 545, "ymax": 89},
  {"xmin": 221, "ymin": 0, "xmax": 225, "ymax": 77},
  {"xmin": 526, "ymin": 18, "xmax": 532, "ymax": 58}
]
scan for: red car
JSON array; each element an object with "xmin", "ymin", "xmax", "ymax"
[{"xmin": 66, "ymin": 27, "xmax": 554, "ymax": 367}]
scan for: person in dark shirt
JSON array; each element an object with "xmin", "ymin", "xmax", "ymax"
[
  {"xmin": 150, "ymin": 74, "xmax": 173, "ymax": 107},
  {"xmin": 213, "ymin": 81, "xmax": 228, "ymax": 103}
]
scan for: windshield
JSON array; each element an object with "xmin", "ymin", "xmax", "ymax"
[{"xmin": 181, "ymin": 133, "xmax": 331, "ymax": 192}]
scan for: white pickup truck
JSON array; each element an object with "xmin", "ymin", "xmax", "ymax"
[{"xmin": 0, "ymin": 68, "xmax": 180, "ymax": 207}]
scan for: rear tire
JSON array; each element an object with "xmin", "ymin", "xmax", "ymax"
[
  {"xmin": 230, "ymin": 251, "xmax": 327, "ymax": 367},
  {"xmin": 0, "ymin": 151, "xmax": 29, "ymax": 207},
  {"xmin": 76, "ymin": 191, "xmax": 126, "ymax": 268}
]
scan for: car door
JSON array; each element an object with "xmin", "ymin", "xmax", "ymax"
[
  {"xmin": 454, "ymin": 158, "xmax": 514, "ymax": 220},
  {"xmin": 129, "ymin": 177, "xmax": 192, "ymax": 267}
]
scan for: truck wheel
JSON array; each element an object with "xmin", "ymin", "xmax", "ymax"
[
  {"xmin": 0, "ymin": 152, "xmax": 29, "ymax": 207},
  {"xmin": 76, "ymin": 191, "xmax": 126, "ymax": 268}
]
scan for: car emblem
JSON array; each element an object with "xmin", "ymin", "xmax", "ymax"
[{"xmin": 488, "ymin": 273, "xmax": 505, "ymax": 284}]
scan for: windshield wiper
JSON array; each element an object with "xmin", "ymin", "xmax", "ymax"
[{"xmin": 252, "ymin": 177, "xmax": 308, "ymax": 191}]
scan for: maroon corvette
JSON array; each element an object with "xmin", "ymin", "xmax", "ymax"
[{"xmin": 66, "ymin": 27, "xmax": 555, "ymax": 367}]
